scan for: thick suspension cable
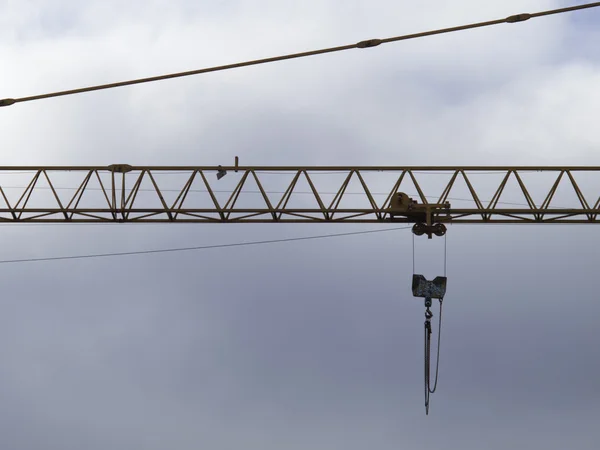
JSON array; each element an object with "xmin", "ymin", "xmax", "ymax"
[{"xmin": 1, "ymin": 2, "xmax": 599, "ymax": 107}]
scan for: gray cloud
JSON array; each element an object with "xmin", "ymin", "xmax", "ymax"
[{"xmin": 1, "ymin": 0, "xmax": 599, "ymax": 449}]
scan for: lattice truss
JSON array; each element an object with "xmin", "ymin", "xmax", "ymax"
[{"xmin": 1, "ymin": 166, "xmax": 600, "ymax": 223}]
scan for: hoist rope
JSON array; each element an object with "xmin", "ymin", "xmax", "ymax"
[
  {"xmin": 416, "ymin": 230, "xmax": 447, "ymax": 414},
  {"xmin": 412, "ymin": 233, "xmax": 416, "ymax": 274},
  {"xmin": 444, "ymin": 233, "xmax": 447, "ymax": 277},
  {"xmin": 425, "ymin": 299, "xmax": 443, "ymax": 414}
]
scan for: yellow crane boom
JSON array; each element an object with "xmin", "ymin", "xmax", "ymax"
[{"xmin": 2, "ymin": 165, "xmax": 599, "ymax": 235}]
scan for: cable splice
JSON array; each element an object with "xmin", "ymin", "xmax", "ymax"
[
  {"xmin": 356, "ymin": 39, "xmax": 382, "ymax": 49},
  {"xmin": 506, "ymin": 13, "xmax": 532, "ymax": 23}
]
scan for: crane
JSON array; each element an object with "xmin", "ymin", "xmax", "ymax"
[
  {"xmin": 7, "ymin": 163, "xmax": 595, "ymax": 414},
  {"xmin": 2, "ymin": 0, "xmax": 598, "ymax": 417},
  {"xmin": 3, "ymin": 164, "xmax": 600, "ymax": 238}
]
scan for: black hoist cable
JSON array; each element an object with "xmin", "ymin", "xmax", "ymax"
[{"xmin": 424, "ymin": 297, "xmax": 443, "ymax": 415}]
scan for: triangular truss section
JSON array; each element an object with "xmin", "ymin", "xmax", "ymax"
[
  {"xmin": 478, "ymin": 170, "xmax": 545, "ymax": 222},
  {"xmin": 217, "ymin": 170, "xmax": 279, "ymax": 222},
  {"xmin": 434, "ymin": 170, "xmax": 487, "ymax": 222},
  {"xmin": 320, "ymin": 170, "xmax": 380, "ymax": 221},
  {"xmin": 269, "ymin": 170, "xmax": 331, "ymax": 221},
  {"xmin": 2, "ymin": 170, "xmax": 71, "ymax": 221},
  {"xmin": 572, "ymin": 171, "xmax": 600, "ymax": 221},
  {"xmin": 61, "ymin": 170, "xmax": 115, "ymax": 221},
  {"xmin": 532, "ymin": 170, "xmax": 597, "ymax": 222},
  {"xmin": 168, "ymin": 170, "xmax": 224, "ymax": 222}
]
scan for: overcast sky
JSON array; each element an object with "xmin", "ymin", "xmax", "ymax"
[{"xmin": 0, "ymin": 1, "xmax": 599, "ymax": 449}]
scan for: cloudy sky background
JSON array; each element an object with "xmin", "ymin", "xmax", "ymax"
[{"xmin": 1, "ymin": 0, "xmax": 599, "ymax": 449}]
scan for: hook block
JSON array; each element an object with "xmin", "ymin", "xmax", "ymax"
[{"xmin": 412, "ymin": 275, "xmax": 447, "ymax": 299}]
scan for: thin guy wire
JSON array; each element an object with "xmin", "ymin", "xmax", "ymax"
[
  {"xmin": 1, "ymin": 2, "xmax": 598, "ymax": 106},
  {"xmin": 258, "ymin": 171, "xmax": 530, "ymax": 176},
  {"xmin": 0, "ymin": 226, "xmax": 411, "ymax": 265},
  {"xmin": 0, "ymin": 184, "xmax": 561, "ymax": 207}
]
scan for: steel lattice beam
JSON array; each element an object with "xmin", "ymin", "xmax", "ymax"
[{"xmin": 0, "ymin": 166, "xmax": 599, "ymax": 224}]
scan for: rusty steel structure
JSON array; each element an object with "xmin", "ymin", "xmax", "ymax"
[{"xmin": 2, "ymin": 165, "xmax": 600, "ymax": 234}]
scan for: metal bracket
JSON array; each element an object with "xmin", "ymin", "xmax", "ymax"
[
  {"xmin": 107, "ymin": 164, "xmax": 133, "ymax": 173},
  {"xmin": 388, "ymin": 193, "xmax": 449, "ymax": 238},
  {"xmin": 0, "ymin": 98, "xmax": 16, "ymax": 107}
]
